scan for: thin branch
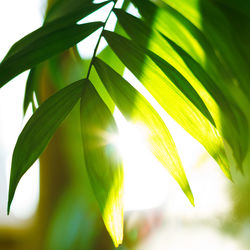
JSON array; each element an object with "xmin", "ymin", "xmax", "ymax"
[{"xmin": 86, "ymin": 1, "xmax": 116, "ymax": 79}]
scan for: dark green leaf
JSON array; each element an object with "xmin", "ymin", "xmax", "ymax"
[
  {"xmin": 0, "ymin": 22, "xmax": 103, "ymax": 87},
  {"xmin": 8, "ymin": 79, "xmax": 84, "ymax": 213},
  {"xmin": 45, "ymin": 0, "xmax": 109, "ymax": 24},
  {"xmin": 23, "ymin": 66, "xmax": 41, "ymax": 114},
  {"xmin": 22, "ymin": 0, "xmax": 108, "ymax": 112}
]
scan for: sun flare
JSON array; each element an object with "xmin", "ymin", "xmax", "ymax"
[{"xmin": 113, "ymin": 108, "xmax": 169, "ymax": 211}]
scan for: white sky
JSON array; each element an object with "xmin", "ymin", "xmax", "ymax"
[{"xmin": 0, "ymin": 0, "xmax": 43, "ymax": 220}]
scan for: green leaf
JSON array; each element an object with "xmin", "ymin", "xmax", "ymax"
[
  {"xmin": 130, "ymin": 0, "xmax": 218, "ymax": 72},
  {"xmin": 163, "ymin": 35, "xmax": 248, "ymax": 168},
  {"xmin": 0, "ymin": 22, "xmax": 103, "ymax": 87},
  {"xmin": 160, "ymin": 0, "xmax": 250, "ymax": 97},
  {"xmin": 8, "ymin": 79, "xmax": 84, "ymax": 214},
  {"xmin": 5, "ymin": 1, "xmax": 107, "ymax": 60},
  {"xmin": 114, "ymin": 7, "xmax": 247, "ymax": 168},
  {"xmin": 114, "ymin": 8, "xmax": 215, "ymax": 127},
  {"xmin": 94, "ymin": 57, "xmax": 194, "ymax": 205},
  {"xmin": 103, "ymin": 30, "xmax": 231, "ymax": 179},
  {"xmin": 45, "ymin": 0, "xmax": 109, "ymax": 24},
  {"xmin": 22, "ymin": 0, "xmax": 108, "ymax": 113},
  {"xmin": 88, "ymin": 15, "xmax": 128, "ymax": 113},
  {"xmin": 23, "ymin": 66, "xmax": 41, "ymax": 114},
  {"xmin": 80, "ymin": 80, "xmax": 123, "ymax": 247}
]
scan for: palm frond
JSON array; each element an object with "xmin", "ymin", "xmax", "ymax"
[{"xmin": 0, "ymin": 0, "xmax": 249, "ymax": 246}]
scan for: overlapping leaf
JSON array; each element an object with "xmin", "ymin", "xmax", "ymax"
[
  {"xmin": 113, "ymin": 8, "xmax": 247, "ymax": 168},
  {"xmin": 144, "ymin": 0, "xmax": 250, "ymax": 98},
  {"xmin": 103, "ymin": 30, "xmax": 231, "ymax": 178},
  {"xmin": 123, "ymin": 0, "xmax": 248, "ymax": 168},
  {"xmin": 22, "ymin": 0, "xmax": 109, "ymax": 113},
  {"xmin": 94, "ymin": 57, "xmax": 194, "ymax": 205},
  {"xmin": 4, "ymin": 1, "xmax": 107, "ymax": 59},
  {"xmin": 8, "ymin": 79, "xmax": 84, "ymax": 213},
  {"xmin": 88, "ymin": 18, "xmax": 128, "ymax": 113},
  {"xmin": 80, "ymin": 80, "xmax": 123, "ymax": 247},
  {"xmin": 45, "ymin": 0, "xmax": 108, "ymax": 24},
  {"xmin": 0, "ymin": 21, "xmax": 103, "ymax": 87},
  {"xmin": 114, "ymin": 9, "xmax": 215, "ymax": 125},
  {"xmin": 130, "ymin": 0, "xmax": 222, "ymax": 76},
  {"xmin": 163, "ymin": 36, "xmax": 248, "ymax": 167}
]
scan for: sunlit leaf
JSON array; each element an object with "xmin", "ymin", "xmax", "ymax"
[
  {"xmin": 0, "ymin": 22, "xmax": 103, "ymax": 87},
  {"xmin": 8, "ymin": 79, "xmax": 84, "ymax": 214},
  {"xmin": 103, "ymin": 30, "xmax": 231, "ymax": 179},
  {"xmin": 163, "ymin": 35, "xmax": 248, "ymax": 168},
  {"xmin": 94, "ymin": 57, "xmax": 194, "ymax": 205},
  {"xmin": 80, "ymin": 80, "xmax": 123, "ymax": 247},
  {"xmin": 160, "ymin": 0, "xmax": 250, "ymax": 98},
  {"xmin": 130, "ymin": 0, "xmax": 216, "ymax": 71},
  {"xmin": 88, "ymin": 17, "xmax": 128, "ymax": 113},
  {"xmin": 114, "ymin": 6, "xmax": 247, "ymax": 169},
  {"xmin": 114, "ymin": 9, "xmax": 215, "ymax": 127}
]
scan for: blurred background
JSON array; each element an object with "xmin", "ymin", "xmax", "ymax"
[{"xmin": 0, "ymin": 0, "xmax": 250, "ymax": 249}]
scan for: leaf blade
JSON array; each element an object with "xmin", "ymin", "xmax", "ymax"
[
  {"xmin": 80, "ymin": 80, "xmax": 123, "ymax": 247},
  {"xmin": 8, "ymin": 79, "xmax": 84, "ymax": 213},
  {"xmin": 94, "ymin": 57, "xmax": 194, "ymax": 205},
  {"xmin": 114, "ymin": 8, "xmax": 215, "ymax": 127},
  {"xmin": 0, "ymin": 22, "xmax": 103, "ymax": 87},
  {"xmin": 102, "ymin": 30, "xmax": 231, "ymax": 179}
]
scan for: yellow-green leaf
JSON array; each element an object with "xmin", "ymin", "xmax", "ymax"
[
  {"xmin": 80, "ymin": 80, "xmax": 123, "ymax": 247},
  {"xmin": 114, "ymin": 8, "xmax": 248, "ymax": 168},
  {"xmin": 103, "ymin": 30, "xmax": 231, "ymax": 179},
  {"xmin": 94, "ymin": 57, "xmax": 194, "ymax": 205}
]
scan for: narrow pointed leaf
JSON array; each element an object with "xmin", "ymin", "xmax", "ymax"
[
  {"xmin": 114, "ymin": 7, "xmax": 247, "ymax": 168},
  {"xmin": 22, "ymin": 0, "xmax": 109, "ymax": 113},
  {"xmin": 8, "ymin": 79, "xmax": 84, "ymax": 213},
  {"xmin": 0, "ymin": 22, "xmax": 103, "ymax": 87},
  {"xmin": 4, "ymin": 1, "xmax": 107, "ymax": 60},
  {"xmin": 103, "ymin": 30, "xmax": 231, "ymax": 179},
  {"xmin": 163, "ymin": 35, "xmax": 248, "ymax": 167},
  {"xmin": 155, "ymin": 0, "xmax": 250, "ymax": 97},
  {"xmin": 80, "ymin": 80, "xmax": 123, "ymax": 247},
  {"xmin": 94, "ymin": 57, "xmax": 194, "ymax": 205},
  {"xmin": 45, "ymin": 0, "xmax": 109, "ymax": 24},
  {"xmin": 23, "ymin": 65, "xmax": 42, "ymax": 114},
  {"xmin": 114, "ymin": 8, "xmax": 215, "ymax": 127},
  {"xmin": 88, "ymin": 18, "xmax": 128, "ymax": 113}
]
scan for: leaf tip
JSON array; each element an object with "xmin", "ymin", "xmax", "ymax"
[
  {"xmin": 187, "ymin": 190, "xmax": 195, "ymax": 207},
  {"xmin": 104, "ymin": 207, "xmax": 124, "ymax": 247},
  {"xmin": 102, "ymin": 194, "xmax": 124, "ymax": 247},
  {"xmin": 7, "ymin": 196, "xmax": 12, "ymax": 215}
]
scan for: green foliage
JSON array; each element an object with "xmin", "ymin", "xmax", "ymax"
[
  {"xmin": 8, "ymin": 79, "xmax": 85, "ymax": 213},
  {"xmin": 94, "ymin": 57, "xmax": 194, "ymax": 205},
  {"xmin": 80, "ymin": 80, "xmax": 123, "ymax": 246},
  {"xmin": 0, "ymin": 0, "xmax": 249, "ymax": 247}
]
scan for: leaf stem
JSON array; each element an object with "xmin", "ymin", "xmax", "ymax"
[{"xmin": 86, "ymin": 1, "xmax": 116, "ymax": 79}]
